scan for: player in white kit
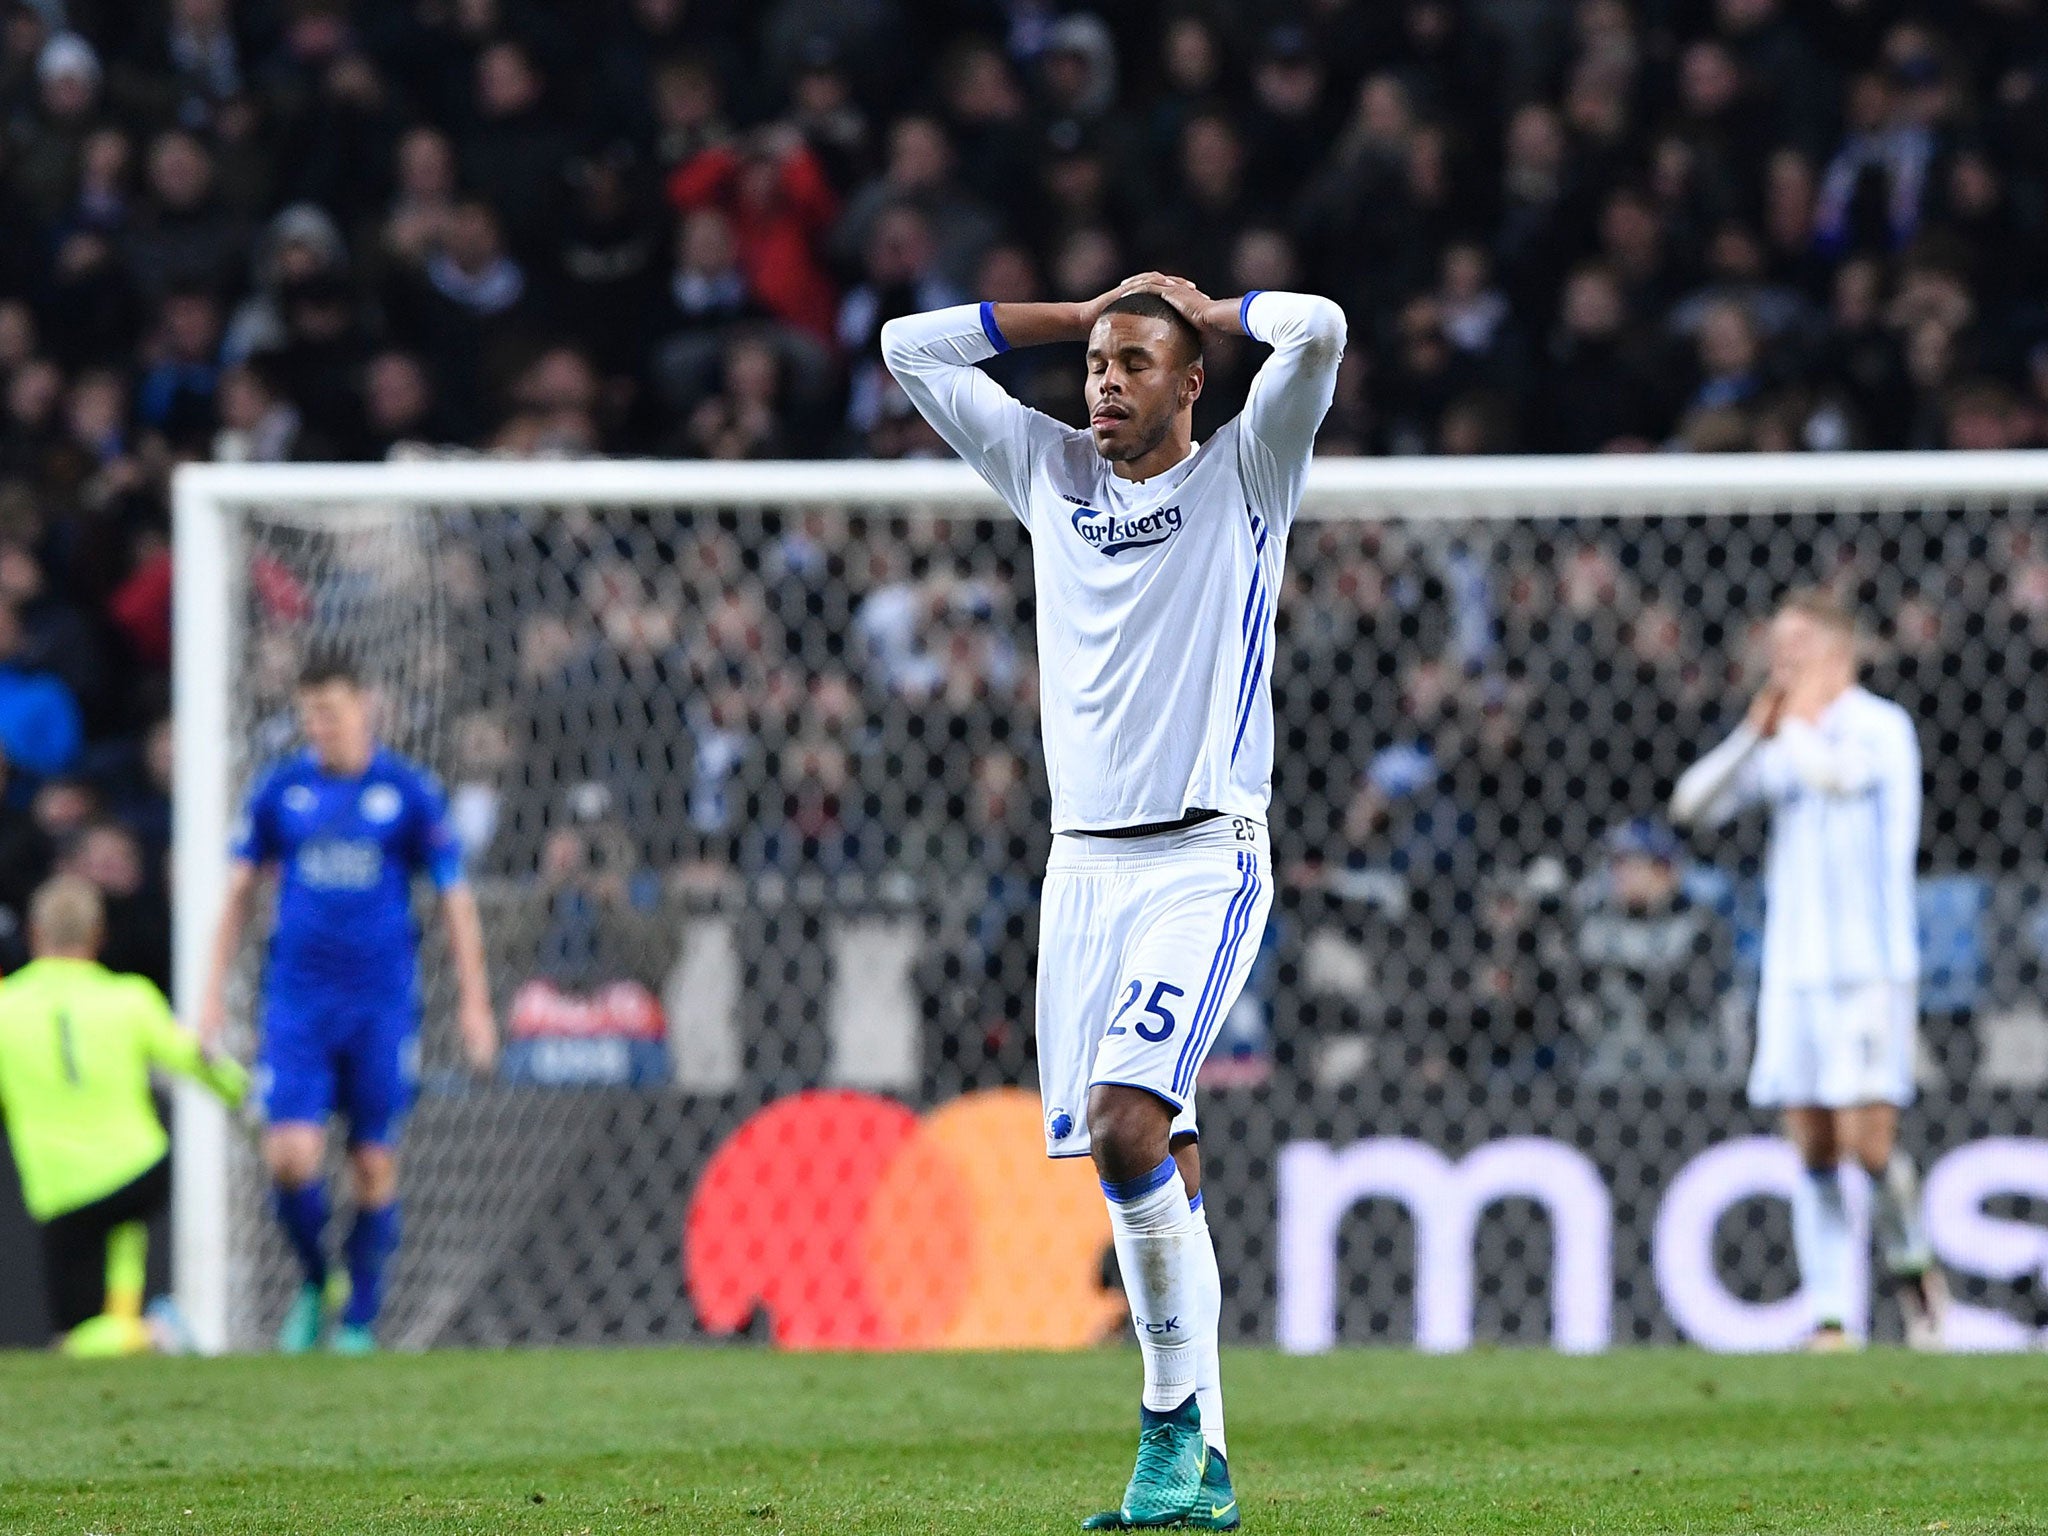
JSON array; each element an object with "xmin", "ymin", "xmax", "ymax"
[
  {"xmin": 884, "ymin": 274, "xmax": 1342, "ymax": 1527},
  {"xmin": 1671, "ymin": 590, "xmax": 1948, "ymax": 1350}
]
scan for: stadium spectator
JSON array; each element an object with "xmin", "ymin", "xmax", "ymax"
[
  {"xmin": 646, "ymin": 53, "xmax": 734, "ymax": 176},
  {"xmin": 382, "ymin": 194, "xmax": 529, "ymax": 439},
  {"xmin": 136, "ymin": 287, "xmax": 224, "ymax": 442},
  {"xmin": 14, "ymin": 32, "xmax": 106, "ymax": 227},
  {"xmin": 836, "ymin": 114, "xmax": 995, "ymax": 293},
  {"xmin": 211, "ymin": 356, "xmax": 299, "ymax": 462},
  {"xmin": 512, "ymin": 788, "xmax": 667, "ymax": 989},
  {"xmin": 667, "ymin": 127, "xmax": 840, "ymax": 343},
  {"xmin": 58, "ymin": 817, "xmax": 170, "ymax": 992},
  {"xmin": 0, "ymin": 600, "xmax": 81, "ymax": 779},
  {"xmin": 936, "ymin": 40, "xmax": 1031, "ymax": 212},
  {"xmin": 839, "ymin": 203, "xmax": 965, "ymax": 435},
  {"xmin": 358, "ymin": 349, "xmax": 444, "ymax": 456},
  {"xmin": 225, "ymin": 202, "xmax": 348, "ymax": 362},
  {"xmin": 123, "ymin": 129, "xmax": 245, "ymax": 303},
  {"xmin": 555, "ymin": 150, "xmax": 663, "ymax": 382},
  {"xmin": 1138, "ymin": 111, "xmax": 1258, "ymax": 298},
  {"xmin": 377, "ymin": 125, "xmax": 460, "ymax": 272},
  {"xmin": 1570, "ymin": 820, "xmax": 1736, "ymax": 1086}
]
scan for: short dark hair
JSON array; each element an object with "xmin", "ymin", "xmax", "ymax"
[
  {"xmin": 298, "ymin": 645, "xmax": 361, "ymax": 690},
  {"xmin": 1097, "ymin": 292, "xmax": 1203, "ymax": 365}
]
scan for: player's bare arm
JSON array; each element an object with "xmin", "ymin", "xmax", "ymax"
[
  {"xmin": 1745, "ymin": 683, "xmax": 1786, "ymax": 738},
  {"xmin": 197, "ymin": 859, "xmax": 263, "ymax": 1050},
  {"xmin": 439, "ymin": 884, "xmax": 498, "ymax": 1074},
  {"xmin": 977, "ymin": 271, "xmax": 1240, "ymax": 350}
]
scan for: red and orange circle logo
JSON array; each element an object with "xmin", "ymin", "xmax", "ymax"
[{"xmin": 685, "ymin": 1087, "xmax": 1124, "ymax": 1349}]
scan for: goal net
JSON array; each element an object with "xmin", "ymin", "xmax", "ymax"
[{"xmin": 172, "ymin": 455, "xmax": 2048, "ymax": 1355}]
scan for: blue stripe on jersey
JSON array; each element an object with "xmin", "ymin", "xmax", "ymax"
[
  {"xmin": 1239, "ymin": 563, "xmax": 1264, "ymax": 636},
  {"xmin": 1230, "ymin": 626, "xmax": 1268, "ymax": 764},
  {"xmin": 1239, "ymin": 291, "xmax": 1265, "ymax": 338},
  {"xmin": 1175, "ymin": 855, "xmax": 1262, "ymax": 1096},
  {"xmin": 1234, "ymin": 589, "xmax": 1268, "ymax": 708},
  {"xmin": 979, "ymin": 301, "xmax": 1011, "ymax": 354}
]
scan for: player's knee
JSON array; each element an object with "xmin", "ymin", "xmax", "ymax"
[
  {"xmin": 1849, "ymin": 1117, "xmax": 1896, "ymax": 1173},
  {"xmin": 264, "ymin": 1127, "xmax": 324, "ymax": 1188},
  {"xmin": 1782, "ymin": 1109, "xmax": 1836, "ymax": 1170},
  {"xmin": 1087, "ymin": 1085, "xmax": 1173, "ymax": 1182},
  {"xmin": 348, "ymin": 1145, "xmax": 398, "ymax": 1207}
]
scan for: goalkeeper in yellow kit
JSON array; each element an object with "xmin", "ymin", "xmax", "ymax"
[{"xmin": 0, "ymin": 876, "xmax": 247, "ymax": 1355}]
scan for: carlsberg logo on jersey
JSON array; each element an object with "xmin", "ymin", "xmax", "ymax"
[
  {"xmin": 296, "ymin": 838, "xmax": 383, "ymax": 890},
  {"xmin": 1069, "ymin": 502, "xmax": 1184, "ymax": 556}
]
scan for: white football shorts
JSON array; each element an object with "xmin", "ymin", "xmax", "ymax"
[
  {"xmin": 1748, "ymin": 981, "xmax": 1919, "ymax": 1109},
  {"xmin": 1036, "ymin": 814, "xmax": 1272, "ymax": 1158}
]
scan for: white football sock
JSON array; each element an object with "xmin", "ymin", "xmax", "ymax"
[
  {"xmin": 1103, "ymin": 1157, "xmax": 1200, "ymax": 1414},
  {"xmin": 1869, "ymin": 1149, "xmax": 1932, "ymax": 1277},
  {"xmin": 1791, "ymin": 1163, "xmax": 1853, "ymax": 1329},
  {"xmin": 1190, "ymin": 1191, "xmax": 1227, "ymax": 1458}
]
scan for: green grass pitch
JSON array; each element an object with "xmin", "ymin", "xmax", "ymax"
[{"xmin": 2, "ymin": 1347, "xmax": 2044, "ymax": 1534}]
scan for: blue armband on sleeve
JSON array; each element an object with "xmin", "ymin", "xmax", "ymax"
[{"xmin": 978, "ymin": 301, "xmax": 1011, "ymax": 354}]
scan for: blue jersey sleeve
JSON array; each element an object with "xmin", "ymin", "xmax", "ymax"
[
  {"xmin": 232, "ymin": 768, "xmax": 283, "ymax": 865},
  {"xmin": 403, "ymin": 765, "xmax": 465, "ymax": 891}
]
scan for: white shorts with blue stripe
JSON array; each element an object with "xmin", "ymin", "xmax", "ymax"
[
  {"xmin": 1035, "ymin": 815, "xmax": 1272, "ymax": 1158},
  {"xmin": 1748, "ymin": 981, "xmax": 1919, "ymax": 1109}
]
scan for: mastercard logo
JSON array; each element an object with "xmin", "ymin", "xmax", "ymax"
[{"xmin": 685, "ymin": 1087, "xmax": 1126, "ymax": 1349}]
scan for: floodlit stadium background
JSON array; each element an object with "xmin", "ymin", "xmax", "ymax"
[{"xmin": 4, "ymin": 0, "xmax": 2048, "ymax": 1347}]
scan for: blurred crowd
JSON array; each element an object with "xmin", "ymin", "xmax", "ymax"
[
  {"xmin": 379, "ymin": 501, "xmax": 2046, "ymax": 1096},
  {"xmin": 5, "ymin": 0, "xmax": 2048, "ymax": 1087}
]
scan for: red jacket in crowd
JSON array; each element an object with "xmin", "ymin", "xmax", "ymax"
[{"xmin": 667, "ymin": 139, "xmax": 842, "ymax": 345}]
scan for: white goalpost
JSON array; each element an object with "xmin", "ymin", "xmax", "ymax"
[{"xmin": 172, "ymin": 452, "xmax": 2048, "ymax": 1355}]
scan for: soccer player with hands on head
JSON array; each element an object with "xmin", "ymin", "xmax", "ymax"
[
  {"xmin": 200, "ymin": 650, "xmax": 497, "ymax": 1355},
  {"xmin": 886, "ymin": 269, "xmax": 1343, "ymax": 1527},
  {"xmin": 1672, "ymin": 590, "xmax": 1948, "ymax": 1351}
]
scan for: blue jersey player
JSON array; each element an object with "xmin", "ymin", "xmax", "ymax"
[{"xmin": 199, "ymin": 650, "xmax": 496, "ymax": 1353}]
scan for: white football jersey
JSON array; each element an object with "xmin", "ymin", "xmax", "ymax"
[
  {"xmin": 1674, "ymin": 686, "xmax": 1922, "ymax": 990},
  {"xmin": 882, "ymin": 292, "xmax": 1345, "ymax": 833}
]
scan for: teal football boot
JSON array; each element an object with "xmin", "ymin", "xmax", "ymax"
[
  {"xmin": 277, "ymin": 1273, "xmax": 349, "ymax": 1354},
  {"xmin": 1081, "ymin": 1396, "xmax": 1207, "ymax": 1529},
  {"xmin": 329, "ymin": 1323, "xmax": 377, "ymax": 1356},
  {"xmin": 1186, "ymin": 1449, "xmax": 1240, "ymax": 1530},
  {"xmin": 276, "ymin": 1283, "xmax": 324, "ymax": 1354},
  {"xmin": 1081, "ymin": 1441, "xmax": 1239, "ymax": 1531}
]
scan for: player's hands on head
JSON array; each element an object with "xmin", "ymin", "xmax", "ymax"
[
  {"xmin": 1107, "ymin": 272, "xmax": 1220, "ymax": 331},
  {"xmin": 1746, "ymin": 684, "xmax": 1787, "ymax": 738},
  {"xmin": 1081, "ymin": 276, "xmax": 1140, "ymax": 327},
  {"xmin": 1084, "ymin": 273, "xmax": 1219, "ymax": 331}
]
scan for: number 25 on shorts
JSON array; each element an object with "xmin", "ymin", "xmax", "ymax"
[{"xmin": 1106, "ymin": 979, "xmax": 1186, "ymax": 1043}]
